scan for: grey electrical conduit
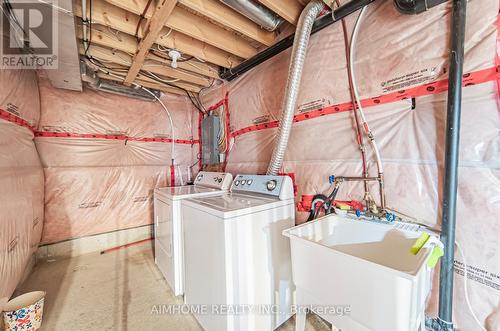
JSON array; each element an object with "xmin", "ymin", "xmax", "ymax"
[{"xmin": 266, "ymin": 0, "xmax": 325, "ymax": 176}]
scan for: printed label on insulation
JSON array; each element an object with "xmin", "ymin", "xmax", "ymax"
[
  {"xmin": 78, "ymin": 201, "xmax": 103, "ymax": 209},
  {"xmin": 454, "ymin": 260, "xmax": 500, "ymax": 290},
  {"xmin": 6, "ymin": 103, "xmax": 20, "ymax": 116},
  {"xmin": 252, "ymin": 115, "xmax": 270, "ymax": 125},
  {"xmin": 298, "ymin": 98, "xmax": 330, "ymax": 113},
  {"xmin": 381, "ymin": 67, "xmax": 440, "ymax": 93}
]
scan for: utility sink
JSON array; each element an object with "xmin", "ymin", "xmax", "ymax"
[{"xmin": 283, "ymin": 214, "xmax": 437, "ymax": 331}]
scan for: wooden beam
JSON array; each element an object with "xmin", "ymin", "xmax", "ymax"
[
  {"xmin": 91, "ymin": 62, "xmax": 201, "ymax": 93},
  {"xmin": 178, "ymin": 0, "xmax": 276, "ymax": 46},
  {"xmin": 257, "ymin": 0, "xmax": 303, "ymax": 24},
  {"xmin": 74, "ymin": 0, "xmax": 242, "ymax": 68},
  {"xmin": 296, "ymin": 0, "xmax": 310, "ymax": 5},
  {"xmin": 79, "ymin": 43, "xmax": 212, "ymax": 86},
  {"xmin": 103, "ymin": 0, "xmax": 258, "ymax": 58},
  {"xmin": 124, "ymin": 0, "xmax": 177, "ymax": 85},
  {"xmin": 76, "ymin": 24, "xmax": 220, "ymax": 78}
]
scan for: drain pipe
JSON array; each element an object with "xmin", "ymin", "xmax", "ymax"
[
  {"xmin": 436, "ymin": 0, "xmax": 467, "ymax": 330},
  {"xmin": 220, "ymin": 0, "xmax": 284, "ymax": 31},
  {"xmin": 266, "ymin": 0, "xmax": 325, "ymax": 175}
]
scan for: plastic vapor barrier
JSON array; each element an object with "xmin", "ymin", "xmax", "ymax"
[
  {"xmin": 199, "ymin": 0, "xmax": 499, "ymax": 329},
  {"xmin": 35, "ymin": 77, "xmax": 197, "ymax": 244},
  {"xmin": 0, "ymin": 68, "xmax": 44, "ymax": 312}
]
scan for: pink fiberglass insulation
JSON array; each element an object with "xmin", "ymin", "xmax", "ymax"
[
  {"xmin": 0, "ymin": 69, "xmax": 44, "ymax": 312},
  {"xmin": 198, "ymin": 1, "xmax": 499, "ymax": 329},
  {"xmin": 35, "ymin": 77, "xmax": 198, "ymax": 244}
]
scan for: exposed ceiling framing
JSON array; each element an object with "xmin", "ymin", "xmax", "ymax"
[{"xmin": 76, "ymin": 0, "xmax": 308, "ymax": 95}]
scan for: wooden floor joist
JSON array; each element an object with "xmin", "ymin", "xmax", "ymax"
[
  {"xmin": 93, "ymin": 61, "xmax": 202, "ymax": 93},
  {"xmin": 103, "ymin": 0, "xmax": 259, "ymax": 59},
  {"xmin": 124, "ymin": 0, "xmax": 178, "ymax": 85},
  {"xmin": 178, "ymin": 0, "xmax": 276, "ymax": 46},
  {"xmin": 257, "ymin": 0, "xmax": 303, "ymax": 24},
  {"xmin": 75, "ymin": 0, "xmax": 242, "ymax": 68},
  {"xmin": 77, "ymin": 25, "xmax": 220, "ymax": 79},
  {"xmin": 80, "ymin": 44, "xmax": 211, "ymax": 87}
]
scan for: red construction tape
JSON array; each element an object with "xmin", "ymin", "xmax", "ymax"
[
  {"xmin": 231, "ymin": 66, "xmax": 500, "ymax": 138},
  {"xmin": 496, "ymin": 0, "xmax": 500, "ymax": 97},
  {"xmin": 170, "ymin": 164, "xmax": 176, "ymax": 187},
  {"xmin": 34, "ymin": 130, "xmax": 198, "ymax": 145},
  {"xmin": 0, "ymin": 109, "xmax": 36, "ymax": 132}
]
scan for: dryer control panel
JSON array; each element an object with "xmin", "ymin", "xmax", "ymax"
[
  {"xmin": 230, "ymin": 175, "xmax": 294, "ymax": 200},
  {"xmin": 194, "ymin": 172, "xmax": 233, "ymax": 190}
]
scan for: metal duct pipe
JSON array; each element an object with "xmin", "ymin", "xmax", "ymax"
[
  {"xmin": 266, "ymin": 0, "xmax": 325, "ymax": 175},
  {"xmin": 220, "ymin": 0, "xmax": 284, "ymax": 31}
]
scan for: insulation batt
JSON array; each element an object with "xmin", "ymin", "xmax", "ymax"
[
  {"xmin": 0, "ymin": 69, "xmax": 44, "ymax": 312},
  {"xmin": 36, "ymin": 77, "xmax": 197, "ymax": 244},
  {"xmin": 201, "ymin": 0, "xmax": 500, "ymax": 330}
]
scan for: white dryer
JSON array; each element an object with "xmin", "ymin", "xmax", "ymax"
[
  {"xmin": 182, "ymin": 175, "xmax": 295, "ymax": 331},
  {"xmin": 154, "ymin": 171, "xmax": 233, "ymax": 296}
]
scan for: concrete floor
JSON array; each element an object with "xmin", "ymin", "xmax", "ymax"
[{"xmin": 15, "ymin": 241, "xmax": 330, "ymax": 331}]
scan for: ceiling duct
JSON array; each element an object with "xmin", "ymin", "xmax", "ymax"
[
  {"xmin": 80, "ymin": 61, "xmax": 160, "ymax": 102},
  {"xmin": 220, "ymin": 0, "xmax": 284, "ymax": 31}
]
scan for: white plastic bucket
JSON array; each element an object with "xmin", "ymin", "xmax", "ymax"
[{"xmin": 2, "ymin": 291, "xmax": 45, "ymax": 331}]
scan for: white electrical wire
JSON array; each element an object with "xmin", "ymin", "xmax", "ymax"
[
  {"xmin": 140, "ymin": 87, "xmax": 176, "ymax": 165},
  {"xmin": 455, "ymin": 241, "xmax": 487, "ymax": 331},
  {"xmin": 146, "ymin": 71, "xmax": 180, "ymax": 84}
]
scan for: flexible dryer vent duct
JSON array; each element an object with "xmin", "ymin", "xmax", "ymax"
[
  {"xmin": 220, "ymin": 0, "xmax": 284, "ymax": 31},
  {"xmin": 267, "ymin": 0, "xmax": 325, "ymax": 175}
]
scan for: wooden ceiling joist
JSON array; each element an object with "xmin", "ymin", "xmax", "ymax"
[
  {"xmin": 77, "ymin": 25, "xmax": 220, "ymax": 79},
  {"xmin": 103, "ymin": 0, "xmax": 259, "ymax": 59},
  {"xmin": 257, "ymin": 0, "xmax": 304, "ymax": 25},
  {"xmin": 93, "ymin": 61, "xmax": 202, "ymax": 93},
  {"xmin": 178, "ymin": 0, "xmax": 276, "ymax": 46},
  {"xmin": 75, "ymin": 0, "xmax": 242, "ymax": 68},
  {"xmin": 124, "ymin": 0, "xmax": 178, "ymax": 85},
  {"xmin": 79, "ymin": 43, "xmax": 211, "ymax": 87}
]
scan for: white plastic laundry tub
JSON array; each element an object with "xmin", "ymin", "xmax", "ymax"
[{"xmin": 283, "ymin": 214, "xmax": 436, "ymax": 331}]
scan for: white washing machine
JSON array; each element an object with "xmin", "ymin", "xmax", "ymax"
[
  {"xmin": 154, "ymin": 171, "xmax": 233, "ymax": 296},
  {"xmin": 182, "ymin": 174, "xmax": 295, "ymax": 331}
]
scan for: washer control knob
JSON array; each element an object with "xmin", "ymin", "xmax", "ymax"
[
  {"xmin": 218, "ymin": 178, "xmax": 222, "ymax": 183},
  {"xmin": 247, "ymin": 179, "xmax": 253, "ymax": 185},
  {"xmin": 197, "ymin": 174, "xmax": 203, "ymax": 181},
  {"xmin": 241, "ymin": 180, "xmax": 246, "ymax": 185},
  {"xmin": 234, "ymin": 180, "xmax": 240, "ymax": 186},
  {"xmin": 266, "ymin": 180, "xmax": 277, "ymax": 191}
]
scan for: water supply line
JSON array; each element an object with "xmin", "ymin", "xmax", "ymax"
[
  {"xmin": 220, "ymin": 0, "xmax": 284, "ymax": 31},
  {"xmin": 335, "ymin": 0, "xmax": 370, "ymax": 203},
  {"xmin": 266, "ymin": 0, "xmax": 325, "ymax": 176},
  {"xmin": 349, "ymin": 5, "xmax": 386, "ymax": 210}
]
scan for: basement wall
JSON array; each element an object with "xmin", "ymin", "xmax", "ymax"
[
  {"xmin": 35, "ymin": 77, "xmax": 198, "ymax": 244},
  {"xmin": 199, "ymin": 0, "xmax": 500, "ymax": 329},
  {"xmin": 0, "ymin": 68, "xmax": 44, "ymax": 311}
]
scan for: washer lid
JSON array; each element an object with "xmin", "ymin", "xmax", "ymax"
[
  {"xmin": 155, "ymin": 185, "xmax": 222, "ymax": 200},
  {"xmin": 184, "ymin": 192, "xmax": 292, "ymax": 218}
]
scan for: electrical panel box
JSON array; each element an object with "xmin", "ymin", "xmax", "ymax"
[{"xmin": 201, "ymin": 115, "xmax": 221, "ymax": 165}]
